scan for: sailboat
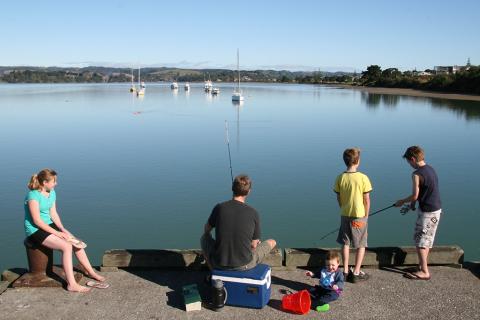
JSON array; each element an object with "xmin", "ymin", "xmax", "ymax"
[
  {"xmin": 232, "ymin": 49, "xmax": 244, "ymax": 102},
  {"xmin": 204, "ymin": 73, "xmax": 213, "ymax": 92},
  {"xmin": 184, "ymin": 82, "xmax": 190, "ymax": 91},
  {"xmin": 129, "ymin": 68, "xmax": 136, "ymax": 92},
  {"xmin": 137, "ymin": 66, "xmax": 145, "ymax": 96},
  {"xmin": 171, "ymin": 79, "xmax": 178, "ymax": 90}
]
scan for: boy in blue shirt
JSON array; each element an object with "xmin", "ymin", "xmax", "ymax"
[{"xmin": 306, "ymin": 251, "xmax": 345, "ymax": 310}]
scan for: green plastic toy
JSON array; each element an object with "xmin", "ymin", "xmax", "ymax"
[{"xmin": 316, "ymin": 304, "xmax": 330, "ymax": 312}]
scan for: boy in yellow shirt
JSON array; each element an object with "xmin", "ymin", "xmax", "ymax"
[{"xmin": 334, "ymin": 148, "xmax": 372, "ymax": 283}]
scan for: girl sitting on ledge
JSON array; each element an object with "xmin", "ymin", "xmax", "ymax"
[{"xmin": 24, "ymin": 168, "xmax": 106, "ymax": 293}]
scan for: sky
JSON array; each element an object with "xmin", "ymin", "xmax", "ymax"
[{"xmin": 2, "ymin": 0, "xmax": 479, "ymax": 72}]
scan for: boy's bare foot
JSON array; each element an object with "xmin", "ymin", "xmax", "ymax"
[
  {"xmin": 404, "ymin": 271, "xmax": 431, "ymax": 280},
  {"xmin": 67, "ymin": 284, "xmax": 91, "ymax": 293}
]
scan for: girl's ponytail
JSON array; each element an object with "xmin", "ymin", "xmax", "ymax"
[
  {"xmin": 27, "ymin": 169, "xmax": 57, "ymax": 190},
  {"xmin": 27, "ymin": 174, "xmax": 40, "ymax": 190}
]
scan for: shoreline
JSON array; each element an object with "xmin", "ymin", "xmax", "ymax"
[{"xmin": 327, "ymin": 84, "xmax": 480, "ymax": 102}]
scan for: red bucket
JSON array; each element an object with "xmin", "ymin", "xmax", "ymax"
[{"xmin": 281, "ymin": 289, "xmax": 311, "ymax": 315}]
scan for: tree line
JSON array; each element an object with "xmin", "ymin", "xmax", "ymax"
[
  {"xmin": 359, "ymin": 65, "xmax": 480, "ymax": 95},
  {"xmin": 1, "ymin": 65, "xmax": 479, "ymax": 95}
]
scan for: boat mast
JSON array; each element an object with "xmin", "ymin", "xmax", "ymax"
[
  {"xmin": 138, "ymin": 66, "xmax": 140, "ymax": 87},
  {"xmin": 237, "ymin": 48, "xmax": 240, "ymax": 92}
]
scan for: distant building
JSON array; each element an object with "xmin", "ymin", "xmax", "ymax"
[
  {"xmin": 413, "ymin": 71, "xmax": 433, "ymax": 76},
  {"xmin": 434, "ymin": 65, "xmax": 463, "ymax": 74}
]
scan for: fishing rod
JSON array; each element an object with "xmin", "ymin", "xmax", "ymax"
[
  {"xmin": 318, "ymin": 204, "xmax": 396, "ymax": 241},
  {"xmin": 225, "ymin": 120, "xmax": 234, "ymax": 183}
]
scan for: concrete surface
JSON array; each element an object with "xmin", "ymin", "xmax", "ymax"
[{"xmin": 0, "ymin": 266, "xmax": 478, "ymax": 320}]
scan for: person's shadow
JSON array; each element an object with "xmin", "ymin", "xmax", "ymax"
[{"xmin": 121, "ymin": 250, "xmax": 209, "ymax": 311}]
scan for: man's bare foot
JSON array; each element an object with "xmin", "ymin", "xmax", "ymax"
[{"xmin": 67, "ymin": 284, "xmax": 91, "ymax": 293}]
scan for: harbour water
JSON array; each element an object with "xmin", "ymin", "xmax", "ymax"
[{"xmin": 1, "ymin": 83, "xmax": 479, "ymax": 271}]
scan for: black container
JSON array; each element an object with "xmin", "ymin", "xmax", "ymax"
[{"xmin": 211, "ymin": 279, "xmax": 226, "ymax": 311}]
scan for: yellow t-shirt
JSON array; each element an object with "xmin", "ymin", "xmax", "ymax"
[{"xmin": 334, "ymin": 172, "xmax": 373, "ymax": 218}]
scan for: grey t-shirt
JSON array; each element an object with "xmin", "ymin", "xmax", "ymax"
[{"xmin": 208, "ymin": 200, "xmax": 260, "ymax": 268}]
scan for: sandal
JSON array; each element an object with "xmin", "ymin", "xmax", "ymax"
[{"xmin": 86, "ymin": 280, "xmax": 110, "ymax": 289}]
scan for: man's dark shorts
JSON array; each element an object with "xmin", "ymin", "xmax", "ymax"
[{"xmin": 201, "ymin": 233, "xmax": 272, "ymax": 270}]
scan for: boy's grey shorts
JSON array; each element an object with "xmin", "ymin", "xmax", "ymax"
[
  {"xmin": 336, "ymin": 216, "xmax": 368, "ymax": 248},
  {"xmin": 200, "ymin": 233, "xmax": 272, "ymax": 270},
  {"xmin": 414, "ymin": 209, "xmax": 441, "ymax": 248}
]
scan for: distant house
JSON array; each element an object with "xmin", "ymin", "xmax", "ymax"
[{"xmin": 413, "ymin": 71, "xmax": 433, "ymax": 76}]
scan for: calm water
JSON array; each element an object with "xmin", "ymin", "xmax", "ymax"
[{"xmin": 1, "ymin": 83, "xmax": 479, "ymax": 271}]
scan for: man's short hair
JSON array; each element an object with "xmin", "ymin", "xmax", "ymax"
[
  {"xmin": 232, "ymin": 174, "xmax": 252, "ymax": 196},
  {"xmin": 343, "ymin": 148, "xmax": 361, "ymax": 167},
  {"xmin": 403, "ymin": 146, "xmax": 425, "ymax": 162},
  {"xmin": 325, "ymin": 251, "xmax": 341, "ymax": 263}
]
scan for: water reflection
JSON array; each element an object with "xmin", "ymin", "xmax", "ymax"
[
  {"xmin": 361, "ymin": 92, "xmax": 480, "ymax": 121},
  {"xmin": 232, "ymin": 100, "xmax": 244, "ymax": 150}
]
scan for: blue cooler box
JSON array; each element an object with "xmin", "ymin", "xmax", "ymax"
[{"xmin": 211, "ymin": 264, "xmax": 271, "ymax": 308}]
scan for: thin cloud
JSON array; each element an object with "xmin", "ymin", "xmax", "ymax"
[{"xmin": 59, "ymin": 61, "xmax": 358, "ymax": 72}]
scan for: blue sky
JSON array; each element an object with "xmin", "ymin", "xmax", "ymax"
[{"xmin": 2, "ymin": 0, "xmax": 479, "ymax": 71}]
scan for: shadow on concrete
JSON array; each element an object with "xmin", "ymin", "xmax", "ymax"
[
  {"xmin": 379, "ymin": 266, "xmax": 411, "ymax": 276},
  {"xmin": 463, "ymin": 261, "xmax": 480, "ymax": 279},
  {"xmin": 271, "ymin": 275, "xmax": 308, "ymax": 292},
  {"xmin": 289, "ymin": 248, "xmax": 330, "ymax": 267},
  {"xmin": 367, "ymin": 247, "xmax": 408, "ymax": 267},
  {"xmin": 267, "ymin": 299, "xmax": 283, "ymax": 312},
  {"xmin": 124, "ymin": 268, "xmax": 210, "ymax": 311},
  {"xmin": 123, "ymin": 249, "xmax": 206, "ymax": 270}
]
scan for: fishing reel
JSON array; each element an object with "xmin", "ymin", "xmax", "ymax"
[{"xmin": 400, "ymin": 203, "xmax": 416, "ymax": 215}]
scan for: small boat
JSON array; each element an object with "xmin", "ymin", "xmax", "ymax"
[
  {"xmin": 212, "ymin": 87, "xmax": 220, "ymax": 95},
  {"xmin": 204, "ymin": 80, "xmax": 212, "ymax": 92},
  {"xmin": 129, "ymin": 68, "xmax": 136, "ymax": 92},
  {"xmin": 232, "ymin": 49, "xmax": 244, "ymax": 102},
  {"xmin": 171, "ymin": 81, "xmax": 178, "ymax": 90},
  {"xmin": 184, "ymin": 82, "xmax": 190, "ymax": 91},
  {"xmin": 136, "ymin": 67, "xmax": 145, "ymax": 96}
]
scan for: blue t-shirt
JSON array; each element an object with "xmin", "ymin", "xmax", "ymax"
[{"xmin": 24, "ymin": 189, "xmax": 56, "ymax": 236}]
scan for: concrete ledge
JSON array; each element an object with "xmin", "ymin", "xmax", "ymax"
[
  {"xmin": 1, "ymin": 268, "xmax": 27, "ymax": 284},
  {"xmin": 102, "ymin": 248, "xmax": 283, "ymax": 269},
  {"xmin": 102, "ymin": 249, "xmax": 205, "ymax": 269},
  {"xmin": 0, "ymin": 281, "xmax": 9, "ymax": 295},
  {"xmin": 284, "ymin": 246, "xmax": 464, "ymax": 267}
]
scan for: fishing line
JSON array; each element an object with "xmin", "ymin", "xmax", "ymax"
[
  {"xmin": 318, "ymin": 204, "xmax": 396, "ymax": 241},
  {"xmin": 225, "ymin": 120, "xmax": 234, "ymax": 183}
]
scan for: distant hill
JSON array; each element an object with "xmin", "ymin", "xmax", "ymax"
[{"xmin": 0, "ymin": 66, "xmax": 354, "ymax": 83}]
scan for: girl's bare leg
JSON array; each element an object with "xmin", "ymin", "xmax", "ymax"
[
  {"xmin": 73, "ymin": 248, "xmax": 106, "ymax": 282},
  {"xmin": 42, "ymin": 235, "xmax": 90, "ymax": 293}
]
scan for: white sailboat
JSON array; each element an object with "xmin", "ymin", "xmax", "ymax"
[
  {"xmin": 129, "ymin": 68, "xmax": 136, "ymax": 92},
  {"xmin": 184, "ymin": 82, "xmax": 190, "ymax": 91},
  {"xmin": 204, "ymin": 74, "xmax": 213, "ymax": 92},
  {"xmin": 171, "ymin": 79, "xmax": 178, "ymax": 90},
  {"xmin": 136, "ymin": 66, "xmax": 145, "ymax": 96},
  {"xmin": 232, "ymin": 49, "xmax": 244, "ymax": 102}
]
